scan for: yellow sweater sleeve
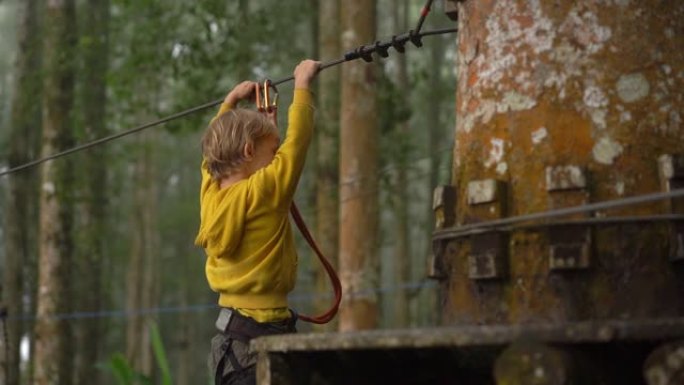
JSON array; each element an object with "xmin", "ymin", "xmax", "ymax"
[
  {"xmin": 214, "ymin": 102, "xmax": 233, "ymax": 121},
  {"xmin": 250, "ymin": 89, "xmax": 315, "ymax": 209}
]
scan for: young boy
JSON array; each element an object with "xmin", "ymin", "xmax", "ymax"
[{"xmin": 196, "ymin": 60, "xmax": 320, "ymax": 385}]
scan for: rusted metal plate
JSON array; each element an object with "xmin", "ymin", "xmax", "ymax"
[
  {"xmin": 546, "ymin": 166, "xmax": 592, "ymax": 270},
  {"xmin": 428, "ymin": 240, "xmax": 455, "ymax": 280},
  {"xmin": 659, "ymin": 155, "xmax": 684, "ymax": 182},
  {"xmin": 672, "ymin": 224, "xmax": 684, "ymax": 261},
  {"xmin": 548, "ymin": 226, "xmax": 591, "ymax": 270},
  {"xmin": 546, "ymin": 165, "xmax": 586, "ymax": 192},
  {"xmin": 433, "ymin": 185, "xmax": 456, "ymax": 229},
  {"xmin": 658, "ymin": 154, "xmax": 684, "ymax": 261},
  {"xmin": 468, "ymin": 232, "xmax": 507, "ymax": 279},
  {"xmin": 464, "ymin": 179, "xmax": 508, "ymax": 226},
  {"xmin": 467, "ymin": 179, "xmax": 502, "ymax": 205},
  {"xmin": 658, "ymin": 154, "xmax": 684, "ymax": 214}
]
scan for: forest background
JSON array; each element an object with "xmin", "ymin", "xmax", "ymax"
[{"xmin": 0, "ymin": 0, "xmax": 456, "ymax": 384}]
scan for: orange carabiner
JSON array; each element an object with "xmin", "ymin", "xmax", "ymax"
[{"xmin": 255, "ymin": 79, "xmax": 278, "ymax": 113}]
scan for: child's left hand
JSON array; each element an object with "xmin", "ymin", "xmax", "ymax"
[{"xmin": 224, "ymin": 81, "xmax": 258, "ymax": 106}]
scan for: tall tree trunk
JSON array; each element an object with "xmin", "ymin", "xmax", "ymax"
[
  {"xmin": 34, "ymin": 0, "xmax": 77, "ymax": 384},
  {"xmin": 126, "ymin": 128, "xmax": 160, "ymax": 375},
  {"xmin": 339, "ymin": 0, "xmax": 379, "ymax": 331},
  {"xmin": 390, "ymin": 0, "xmax": 412, "ymax": 329},
  {"xmin": 74, "ymin": 0, "xmax": 109, "ymax": 383},
  {"xmin": 314, "ymin": 0, "xmax": 340, "ymax": 332},
  {"xmin": 421, "ymin": 17, "xmax": 447, "ymax": 326},
  {"xmin": 3, "ymin": 0, "xmax": 42, "ymax": 384}
]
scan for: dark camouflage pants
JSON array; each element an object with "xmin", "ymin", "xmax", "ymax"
[
  {"xmin": 209, "ymin": 333, "xmax": 257, "ymax": 385},
  {"xmin": 208, "ymin": 314, "xmax": 297, "ymax": 385}
]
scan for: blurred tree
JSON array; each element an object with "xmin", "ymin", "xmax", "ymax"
[
  {"xmin": 313, "ymin": 0, "xmax": 340, "ymax": 332},
  {"xmin": 105, "ymin": 0, "xmax": 169, "ymax": 376},
  {"xmin": 339, "ymin": 0, "xmax": 379, "ymax": 331},
  {"xmin": 73, "ymin": 0, "xmax": 110, "ymax": 383},
  {"xmin": 161, "ymin": 148, "xmax": 198, "ymax": 385},
  {"xmin": 34, "ymin": 0, "xmax": 77, "ymax": 384},
  {"xmin": 3, "ymin": 0, "xmax": 42, "ymax": 384},
  {"xmin": 126, "ymin": 128, "xmax": 161, "ymax": 377},
  {"xmin": 390, "ymin": 0, "xmax": 411, "ymax": 329}
]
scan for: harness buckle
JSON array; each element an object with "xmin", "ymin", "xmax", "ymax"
[{"xmin": 215, "ymin": 308, "xmax": 234, "ymax": 332}]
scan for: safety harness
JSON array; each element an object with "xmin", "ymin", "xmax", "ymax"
[{"xmin": 213, "ymin": 306, "xmax": 296, "ymax": 385}]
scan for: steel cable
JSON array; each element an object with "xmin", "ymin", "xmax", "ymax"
[
  {"xmin": 0, "ymin": 26, "xmax": 457, "ymax": 178},
  {"xmin": 434, "ymin": 188, "xmax": 684, "ymax": 240},
  {"xmin": 7, "ymin": 280, "xmax": 438, "ymax": 322}
]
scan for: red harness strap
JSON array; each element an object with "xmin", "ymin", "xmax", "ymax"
[
  {"xmin": 256, "ymin": 80, "xmax": 341, "ymax": 324},
  {"xmin": 290, "ymin": 204, "xmax": 342, "ymax": 324}
]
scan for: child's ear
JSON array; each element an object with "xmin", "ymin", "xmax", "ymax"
[{"xmin": 243, "ymin": 141, "xmax": 254, "ymax": 160}]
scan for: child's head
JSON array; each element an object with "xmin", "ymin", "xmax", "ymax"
[{"xmin": 201, "ymin": 109, "xmax": 279, "ymax": 181}]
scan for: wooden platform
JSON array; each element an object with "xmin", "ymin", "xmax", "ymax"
[{"xmin": 252, "ymin": 318, "xmax": 684, "ymax": 385}]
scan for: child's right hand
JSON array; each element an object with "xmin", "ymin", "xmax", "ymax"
[
  {"xmin": 294, "ymin": 60, "xmax": 321, "ymax": 90},
  {"xmin": 224, "ymin": 81, "xmax": 257, "ymax": 106}
]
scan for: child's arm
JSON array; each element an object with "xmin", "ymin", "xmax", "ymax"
[
  {"xmin": 200, "ymin": 81, "xmax": 259, "ymax": 198},
  {"xmin": 196, "ymin": 81, "xmax": 258, "ymax": 248},
  {"xmin": 213, "ymin": 81, "xmax": 258, "ymax": 121},
  {"xmin": 252, "ymin": 60, "xmax": 320, "ymax": 209}
]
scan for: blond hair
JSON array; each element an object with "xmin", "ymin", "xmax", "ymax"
[{"xmin": 201, "ymin": 109, "xmax": 277, "ymax": 181}]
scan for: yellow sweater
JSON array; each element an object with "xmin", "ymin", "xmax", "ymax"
[{"xmin": 195, "ymin": 89, "xmax": 314, "ymax": 322}]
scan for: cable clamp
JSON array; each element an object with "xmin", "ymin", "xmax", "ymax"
[
  {"xmin": 409, "ymin": 29, "xmax": 423, "ymax": 48},
  {"xmin": 358, "ymin": 45, "xmax": 374, "ymax": 62},
  {"xmin": 375, "ymin": 41, "xmax": 389, "ymax": 58},
  {"xmin": 391, "ymin": 35, "xmax": 406, "ymax": 53}
]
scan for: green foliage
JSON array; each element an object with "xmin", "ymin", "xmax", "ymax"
[
  {"xmin": 102, "ymin": 321, "xmax": 172, "ymax": 385},
  {"xmin": 105, "ymin": 353, "xmax": 147, "ymax": 385},
  {"xmin": 376, "ymin": 61, "xmax": 418, "ymax": 193},
  {"xmin": 150, "ymin": 321, "xmax": 173, "ymax": 385},
  {"xmin": 377, "ymin": 68, "xmax": 412, "ymax": 135}
]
